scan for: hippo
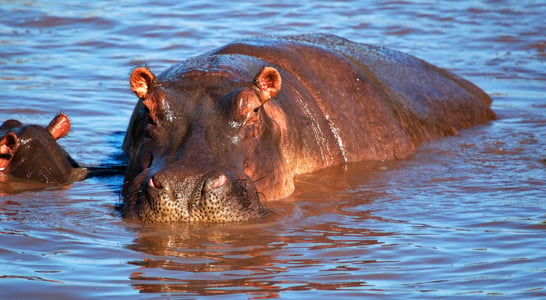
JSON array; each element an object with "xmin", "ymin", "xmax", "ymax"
[
  {"xmin": 0, "ymin": 113, "xmax": 125, "ymax": 190},
  {"xmin": 122, "ymin": 33, "xmax": 496, "ymax": 223},
  {"xmin": 0, "ymin": 113, "xmax": 86, "ymax": 185}
]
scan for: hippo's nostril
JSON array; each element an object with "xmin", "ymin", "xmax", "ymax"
[
  {"xmin": 206, "ymin": 174, "xmax": 228, "ymax": 190},
  {"xmin": 148, "ymin": 175, "xmax": 163, "ymax": 189}
]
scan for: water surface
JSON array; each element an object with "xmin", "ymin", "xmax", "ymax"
[{"xmin": 1, "ymin": 0, "xmax": 545, "ymax": 298}]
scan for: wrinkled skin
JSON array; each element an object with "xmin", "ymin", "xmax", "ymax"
[
  {"xmin": 0, "ymin": 113, "xmax": 85, "ymax": 185},
  {"xmin": 122, "ymin": 33, "xmax": 496, "ymax": 223}
]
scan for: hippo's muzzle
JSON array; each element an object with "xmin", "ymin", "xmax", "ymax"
[{"xmin": 124, "ymin": 168, "xmax": 267, "ymax": 223}]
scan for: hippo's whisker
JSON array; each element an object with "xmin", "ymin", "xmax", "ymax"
[
  {"xmin": 256, "ymin": 191, "xmax": 267, "ymax": 205},
  {"xmin": 233, "ymin": 178, "xmax": 250, "ymax": 191},
  {"xmin": 253, "ymin": 175, "xmax": 267, "ymax": 183}
]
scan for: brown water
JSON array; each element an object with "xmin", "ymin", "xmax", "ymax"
[{"xmin": 1, "ymin": 0, "xmax": 545, "ymax": 298}]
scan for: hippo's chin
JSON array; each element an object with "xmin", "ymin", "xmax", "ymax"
[{"xmin": 123, "ymin": 171, "xmax": 268, "ymax": 223}]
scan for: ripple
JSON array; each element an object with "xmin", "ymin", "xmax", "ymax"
[{"xmin": 1, "ymin": 0, "xmax": 545, "ymax": 298}]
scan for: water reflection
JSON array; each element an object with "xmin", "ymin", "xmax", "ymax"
[
  {"xmin": 2, "ymin": 0, "xmax": 545, "ymax": 298},
  {"xmin": 125, "ymin": 163, "xmax": 398, "ymax": 296},
  {"xmin": 0, "ymin": 173, "xmax": 48, "ymax": 196},
  {"xmin": 126, "ymin": 220, "xmax": 392, "ymax": 296}
]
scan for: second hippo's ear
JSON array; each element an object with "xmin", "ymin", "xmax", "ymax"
[
  {"xmin": 48, "ymin": 113, "xmax": 71, "ymax": 140},
  {"xmin": 254, "ymin": 66, "xmax": 281, "ymax": 104},
  {"xmin": 0, "ymin": 132, "xmax": 18, "ymax": 170},
  {"xmin": 130, "ymin": 67, "xmax": 157, "ymax": 99}
]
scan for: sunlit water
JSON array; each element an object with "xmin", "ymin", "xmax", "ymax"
[{"xmin": 1, "ymin": 0, "xmax": 545, "ymax": 298}]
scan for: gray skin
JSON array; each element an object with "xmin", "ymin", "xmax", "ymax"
[
  {"xmin": 122, "ymin": 33, "xmax": 496, "ymax": 223},
  {"xmin": 0, "ymin": 113, "xmax": 85, "ymax": 185}
]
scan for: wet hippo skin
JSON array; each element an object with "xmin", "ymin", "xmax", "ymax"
[
  {"xmin": 0, "ymin": 113, "xmax": 85, "ymax": 185},
  {"xmin": 0, "ymin": 114, "xmax": 126, "ymax": 190},
  {"xmin": 122, "ymin": 33, "xmax": 496, "ymax": 223}
]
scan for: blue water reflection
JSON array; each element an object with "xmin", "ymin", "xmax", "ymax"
[{"xmin": 1, "ymin": 0, "xmax": 545, "ymax": 298}]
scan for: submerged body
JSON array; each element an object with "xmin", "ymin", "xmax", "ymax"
[{"xmin": 122, "ymin": 34, "xmax": 495, "ymax": 223}]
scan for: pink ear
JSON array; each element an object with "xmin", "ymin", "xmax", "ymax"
[
  {"xmin": 130, "ymin": 67, "xmax": 157, "ymax": 98},
  {"xmin": 0, "ymin": 132, "xmax": 18, "ymax": 171},
  {"xmin": 47, "ymin": 113, "xmax": 71, "ymax": 140},
  {"xmin": 254, "ymin": 66, "xmax": 282, "ymax": 103}
]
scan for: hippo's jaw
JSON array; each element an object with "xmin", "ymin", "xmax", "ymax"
[{"xmin": 124, "ymin": 170, "xmax": 268, "ymax": 223}]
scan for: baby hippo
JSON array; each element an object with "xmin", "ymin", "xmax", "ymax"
[{"xmin": 0, "ymin": 113, "xmax": 85, "ymax": 185}]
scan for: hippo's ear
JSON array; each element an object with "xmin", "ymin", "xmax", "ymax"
[
  {"xmin": 254, "ymin": 66, "xmax": 281, "ymax": 104},
  {"xmin": 47, "ymin": 113, "xmax": 71, "ymax": 140},
  {"xmin": 0, "ymin": 132, "xmax": 19, "ymax": 170},
  {"xmin": 1, "ymin": 120, "xmax": 22, "ymax": 131},
  {"xmin": 130, "ymin": 67, "xmax": 157, "ymax": 99}
]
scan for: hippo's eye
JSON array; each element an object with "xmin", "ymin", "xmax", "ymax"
[
  {"xmin": 234, "ymin": 89, "xmax": 262, "ymax": 124},
  {"xmin": 253, "ymin": 103, "xmax": 264, "ymax": 113}
]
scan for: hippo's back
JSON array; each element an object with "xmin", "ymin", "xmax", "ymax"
[{"xmin": 211, "ymin": 33, "xmax": 495, "ymax": 161}]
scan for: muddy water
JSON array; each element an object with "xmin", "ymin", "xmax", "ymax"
[{"xmin": 1, "ymin": 0, "xmax": 545, "ymax": 298}]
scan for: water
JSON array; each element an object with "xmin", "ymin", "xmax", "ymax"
[{"xmin": 1, "ymin": 0, "xmax": 545, "ymax": 298}]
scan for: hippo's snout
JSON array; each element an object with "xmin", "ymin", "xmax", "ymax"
[
  {"xmin": 205, "ymin": 173, "xmax": 228, "ymax": 190},
  {"xmin": 128, "ymin": 168, "xmax": 267, "ymax": 223},
  {"xmin": 148, "ymin": 175, "xmax": 163, "ymax": 189}
]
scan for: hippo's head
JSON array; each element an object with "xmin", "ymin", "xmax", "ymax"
[
  {"xmin": 0, "ymin": 113, "xmax": 81, "ymax": 184},
  {"xmin": 122, "ymin": 63, "xmax": 290, "ymax": 223}
]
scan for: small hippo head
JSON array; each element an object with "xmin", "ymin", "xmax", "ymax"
[
  {"xmin": 122, "ymin": 62, "xmax": 291, "ymax": 223},
  {"xmin": 0, "ymin": 113, "xmax": 81, "ymax": 184}
]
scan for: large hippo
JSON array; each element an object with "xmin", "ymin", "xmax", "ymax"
[
  {"xmin": 122, "ymin": 33, "xmax": 496, "ymax": 223},
  {"xmin": 0, "ymin": 113, "xmax": 86, "ymax": 185}
]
